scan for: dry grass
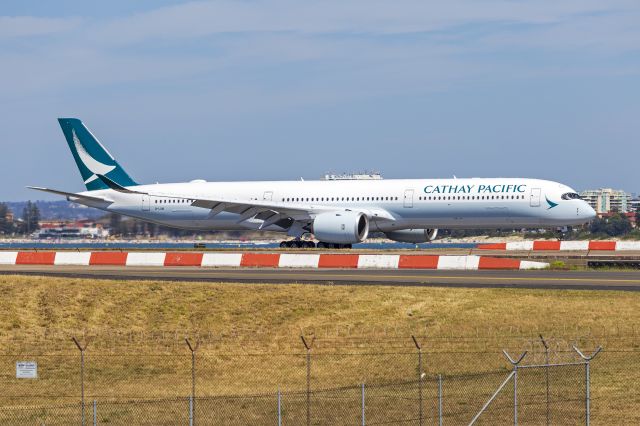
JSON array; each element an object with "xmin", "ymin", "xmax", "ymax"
[
  {"xmin": 0, "ymin": 275, "xmax": 638, "ymax": 346},
  {"xmin": 0, "ymin": 275, "xmax": 638, "ymax": 424}
]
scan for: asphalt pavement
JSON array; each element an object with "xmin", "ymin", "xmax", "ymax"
[{"xmin": 1, "ymin": 265, "xmax": 639, "ymax": 291}]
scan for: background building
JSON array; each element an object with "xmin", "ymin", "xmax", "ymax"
[
  {"xmin": 580, "ymin": 188, "xmax": 633, "ymax": 214},
  {"xmin": 37, "ymin": 220, "xmax": 109, "ymax": 239}
]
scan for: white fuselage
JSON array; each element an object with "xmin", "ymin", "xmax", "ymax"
[{"xmin": 74, "ymin": 178, "xmax": 595, "ymax": 235}]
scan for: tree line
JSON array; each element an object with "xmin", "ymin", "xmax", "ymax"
[
  {"xmin": 0, "ymin": 201, "xmax": 41, "ymax": 236},
  {"xmin": 587, "ymin": 212, "xmax": 640, "ymax": 238}
]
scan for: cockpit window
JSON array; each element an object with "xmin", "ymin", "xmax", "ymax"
[{"xmin": 561, "ymin": 192, "xmax": 581, "ymax": 200}]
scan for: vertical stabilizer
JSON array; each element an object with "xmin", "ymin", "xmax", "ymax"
[{"xmin": 58, "ymin": 118, "xmax": 138, "ymax": 191}]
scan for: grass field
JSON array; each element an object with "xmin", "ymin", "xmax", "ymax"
[{"xmin": 0, "ymin": 275, "xmax": 638, "ymax": 424}]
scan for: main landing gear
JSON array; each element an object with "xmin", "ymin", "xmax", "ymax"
[
  {"xmin": 278, "ymin": 241, "xmax": 352, "ymax": 249},
  {"xmin": 317, "ymin": 242, "xmax": 352, "ymax": 249},
  {"xmin": 279, "ymin": 240, "xmax": 316, "ymax": 248}
]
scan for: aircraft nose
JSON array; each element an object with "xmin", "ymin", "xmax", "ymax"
[{"xmin": 581, "ymin": 203, "xmax": 596, "ymax": 220}]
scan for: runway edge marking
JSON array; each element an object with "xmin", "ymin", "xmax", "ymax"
[
  {"xmin": 1, "ymin": 251, "xmax": 549, "ymax": 270},
  {"xmin": 479, "ymin": 240, "xmax": 640, "ymax": 251}
]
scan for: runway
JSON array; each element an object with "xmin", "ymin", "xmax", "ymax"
[{"xmin": 1, "ymin": 265, "xmax": 640, "ymax": 291}]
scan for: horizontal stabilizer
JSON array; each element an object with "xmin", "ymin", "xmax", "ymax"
[
  {"xmin": 96, "ymin": 174, "xmax": 143, "ymax": 194},
  {"xmin": 27, "ymin": 186, "xmax": 112, "ymax": 203}
]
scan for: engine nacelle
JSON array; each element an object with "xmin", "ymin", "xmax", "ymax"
[
  {"xmin": 313, "ymin": 211, "xmax": 369, "ymax": 244},
  {"xmin": 384, "ymin": 229, "xmax": 438, "ymax": 243}
]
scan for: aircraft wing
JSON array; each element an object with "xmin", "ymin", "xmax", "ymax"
[
  {"xmin": 188, "ymin": 196, "xmax": 394, "ymax": 226},
  {"xmin": 93, "ymin": 174, "xmax": 395, "ymax": 226},
  {"xmin": 169, "ymin": 195, "xmax": 338, "ymax": 223}
]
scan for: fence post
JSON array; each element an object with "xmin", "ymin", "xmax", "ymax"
[
  {"xmin": 72, "ymin": 337, "xmax": 89, "ymax": 426},
  {"xmin": 573, "ymin": 346, "xmax": 602, "ymax": 426},
  {"xmin": 438, "ymin": 374, "xmax": 442, "ymax": 426},
  {"xmin": 277, "ymin": 388, "xmax": 282, "ymax": 426},
  {"xmin": 361, "ymin": 383, "xmax": 365, "ymax": 426},
  {"xmin": 93, "ymin": 400, "xmax": 97, "ymax": 426},
  {"xmin": 503, "ymin": 350, "xmax": 527, "ymax": 426},
  {"xmin": 412, "ymin": 335, "xmax": 424, "ymax": 426},
  {"xmin": 185, "ymin": 338, "xmax": 200, "ymax": 426},
  {"xmin": 539, "ymin": 335, "xmax": 550, "ymax": 426},
  {"xmin": 301, "ymin": 335, "xmax": 314, "ymax": 426}
]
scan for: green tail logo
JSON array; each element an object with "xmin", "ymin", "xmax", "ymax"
[{"xmin": 71, "ymin": 129, "xmax": 116, "ymax": 184}]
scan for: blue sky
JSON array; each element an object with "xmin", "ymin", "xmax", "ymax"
[{"xmin": 1, "ymin": 0, "xmax": 639, "ymax": 200}]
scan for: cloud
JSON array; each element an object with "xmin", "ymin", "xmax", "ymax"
[
  {"xmin": 476, "ymin": 9, "xmax": 640, "ymax": 53},
  {"xmin": 1, "ymin": 1, "xmax": 639, "ymax": 199},
  {"xmin": 92, "ymin": 0, "xmax": 620, "ymax": 44},
  {"xmin": 0, "ymin": 16, "xmax": 82, "ymax": 39},
  {"xmin": 1, "ymin": 1, "xmax": 639, "ymax": 111},
  {"xmin": 0, "ymin": 47, "xmax": 220, "ymax": 98}
]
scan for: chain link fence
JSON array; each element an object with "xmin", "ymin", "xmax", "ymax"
[
  {"xmin": 0, "ymin": 371, "xmax": 591, "ymax": 425},
  {"xmin": 0, "ymin": 337, "xmax": 600, "ymax": 425}
]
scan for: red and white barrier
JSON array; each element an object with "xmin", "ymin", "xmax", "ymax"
[
  {"xmin": 478, "ymin": 241, "xmax": 640, "ymax": 251},
  {"xmin": 0, "ymin": 251, "xmax": 548, "ymax": 270}
]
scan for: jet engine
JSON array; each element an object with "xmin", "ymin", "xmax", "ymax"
[
  {"xmin": 384, "ymin": 229, "xmax": 438, "ymax": 243},
  {"xmin": 312, "ymin": 211, "xmax": 369, "ymax": 244}
]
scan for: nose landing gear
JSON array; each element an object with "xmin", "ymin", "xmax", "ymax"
[{"xmin": 555, "ymin": 226, "xmax": 570, "ymax": 240}]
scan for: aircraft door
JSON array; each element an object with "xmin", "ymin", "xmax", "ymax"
[
  {"xmin": 530, "ymin": 188, "xmax": 541, "ymax": 207},
  {"xmin": 403, "ymin": 189, "xmax": 414, "ymax": 208},
  {"xmin": 263, "ymin": 191, "xmax": 273, "ymax": 201},
  {"xmin": 142, "ymin": 194, "xmax": 150, "ymax": 211}
]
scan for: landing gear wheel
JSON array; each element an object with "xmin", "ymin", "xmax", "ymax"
[
  {"xmin": 280, "ymin": 240, "xmax": 316, "ymax": 249},
  {"xmin": 316, "ymin": 242, "xmax": 352, "ymax": 249}
]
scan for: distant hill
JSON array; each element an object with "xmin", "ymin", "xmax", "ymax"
[{"xmin": 2, "ymin": 200, "xmax": 105, "ymax": 221}]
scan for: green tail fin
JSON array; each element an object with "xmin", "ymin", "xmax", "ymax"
[{"xmin": 58, "ymin": 118, "xmax": 138, "ymax": 191}]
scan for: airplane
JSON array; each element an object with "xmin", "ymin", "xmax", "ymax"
[{"xmin": 29, "ymin": 118, "xmax": 597, "ymax": 248}]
